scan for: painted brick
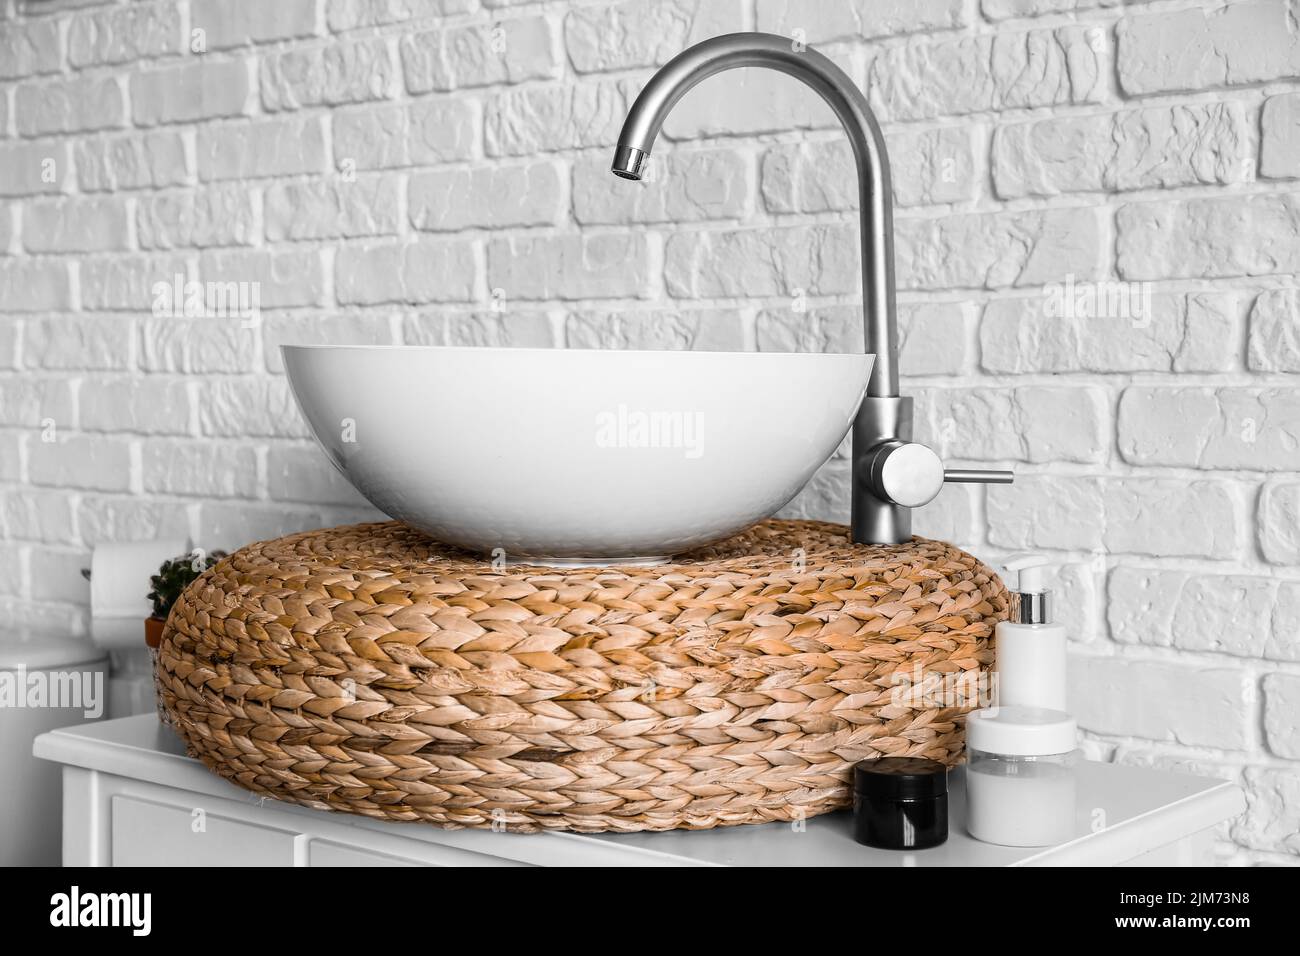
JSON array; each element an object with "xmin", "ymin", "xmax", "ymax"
[
  {"xmin": 867, "ymin": 25, "xmax": 1104, "ymax": 122},
  {"xmin": 266, "ymin": 175, "xmax": 402, "ymax": 240},
  {"xmin": 24, "ymin": 316, "xmax": 132, "ymax": 370},
  {"xmin": 993, "ymin": 103, "xmax": 1249, "ymax": 198},
  {"xmin": 983, "ymin": 0, "xmax": 1117, "ymax": 18},
  {"xmin": 756, "ymin": 301, "xmax": 970, "ymax": 376},
  {"xmin": 488, "ymin": 234, "xmax": 650, "ymax": 300},
  {"xmin": 575, "ymin": 149, "xmax": 749, "ymax": 224},
  {"xmin": 1102, "ymin": 479, "xmax": 1244, "ymax": 560},
  {"xmin": 0, "ymin": 377, "xmax": 74, "ymax": 427},
  {"xmin": 410, "ymin": 162, "xmax": 562, "ymax": 231},
  {"xmin": 142, "ymin": 439, "xmax": 259, "ymax": 498},
  {"xmin": 0, "ymin": 317, "xmax": 16, "ymax": 368},
  {"xmin": 76, "ymin": 130, "xmax": 190, "ymax": 192},
  {"xmin": 15, "ymin": 76, "xmax": 125, "ymax": 135},
  {"xmin": 77, "ymin": 495, "xmax": 192, "ymax": 546},
  {"xmin": 1261, "ymin": 93, "xmax": 1300, "ymax": 180},
  {"xmin": 1118, "ymin": 194, "xmax": 1300, "ymax": 280},
  {"xmin": 0, "ymin": 140, "xmax": 70, "ymax": 195},
  {"xmin": 197, "ymin": 248, "xmax": 327, "ymax": 309},
  {"xmin": 0, "ymin": 546, "xmax": 23, "ymax": 599},
  {"xmin": 132, "ymin": 59, "xmax": 251, "ymax": 126},
  {"xmin": 1108, "ymin": 567, "xmax": 1286, "ymax": 659},
  {"xmin": 409, "ymin": 98, "xmax": 480, "ymax": 164},
  {"xmin": 140, "ymin": 317, "xmax": 258, "ymax": 373},
  {"xmin": 28, "ymin": 435, "xmax": 133, "ymax": 493},
  {"xmin": 190, "ymin": 0, "xmax": 318, "ymax": 49},
  {"xmin": 757, "ymin": 0, "xmax": 966, "ymax": 41},
  {"xmin": 988, "ymin": 476, "xmax": 1242, "ymax": 557},
  {"xmin": 81, "ymin": 254, "xmax": 190, "ymax": 312},
  {"xmin": 916, "ymin": 385, "xmax": 1107, "ymax": 464},
  {"xmin": 326, "ymin": 0, "xmax": 476, "ymax": 32},
  {"xmin": 1259, "ymin": 480, "xmax": 1300, "ymax": 566},
  {"xmin": 981, "ymin": 292, "xmax": 1241, "ymax": 374},
  {"xmin": 405, "ymin": 310, "xmax": 555, "ymax": 348},
  {"xmin": 1, "ymin": 489, "xmax": 75, "ymax": 544},
  {"xmin": 1263, "ymin": 675, "xmax": 1300, "ymax": 759},
  {"xmin": 566, "ymin": 0, "xmax": 744, "ymax": 73},
  {"xmin": 897, "ymin": 207, "xmax": 1103, "ymax": 291},
  {"xmin": 137, "ymin": 186, "xmax": 258, "ymax": 250},
  {"xmin": 762, "ymin": 127, "xmax": 977, "ymax": 213},
  {"xmin": 1236, "ymin": 768, "xmax": 1300, "ymax": 855},
  {"xmin": 1248, "ymin": 290, "xmax": 1300, "ymax": 372},
  {"xmin": 0, "ymin": 432, "xmax": 18, "ymax": 484},
  {"xmin": 22, "ymin": 196, "xmax": 131, "ymax": 253},
  {"xmin": 334, "ymin": 103, "xmax": 409, "ymax": 171},
  {"xmin": 401, "ymin": 17, "xmax": 557, "ymax": 92},
  {"xmin": 485, "ymin": 79, "xmax": 633, "ymax": 156},
  {"xmin": 566, "ymin": 308, "xmax": 745, "ymax": 351},
  {"xmin": 198, "ymin": 377, "xmax": 309, "ymax": 439},
  {"xmin": 666, "ymin": 224, "xmax": 856, "ymax": 298},
  {"xmin": 0, "ymin": 260, "xmax": 72, "ymax": 312},
  {"xmin": 1119, "ymin": 387, "xmax": 1300, "ymax": 470},
  {"xmin": 261, "ymin": 38, "xmax": 395, "ymax": 111},
  {"xmin": 335, "ymin": 239, "xmax": 478, "ymax": 305},
  {"xmin": 80, "ymin": 378, "xmax": 192, "ymax": 435},
  {"xmin": 1271, "ymin": 583, "xmax": 1300, "ymax": 662},
  {"xmin": 198, "ymin": 116, "xmax": 327, "ymax": 181},
  {"xmin": 1070, "ymin": 656, "xmax": 1252, "ymax": 750},
  {"xmin": 68, "ymin": 1, "xmax": 182, "ymax": 67},
  {"xmin": 0, "ymin": 18, "xmax": 61, "ymax": 79},
  {"xmin": 1118, "ymin": 1, "xmax": 1300, "ymax": 96}
]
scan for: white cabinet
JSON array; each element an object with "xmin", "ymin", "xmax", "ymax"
[{"xmin": 37, "ymin": 715, "xmax": 1245, "ymax": 867}]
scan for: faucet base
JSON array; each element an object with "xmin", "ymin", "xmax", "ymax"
[{"xmin": 852, "ymin": 396, "xmax": 914, "ymax": 545}]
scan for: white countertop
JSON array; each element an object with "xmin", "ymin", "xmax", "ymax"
[{"xmin": 35, "ymin": 714, "xmax": 1245, "ymax": 867}]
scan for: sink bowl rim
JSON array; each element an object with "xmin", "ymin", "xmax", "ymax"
[{"xmin": 281, "ymin": 343, "xmax": 874, "ymax": 360}]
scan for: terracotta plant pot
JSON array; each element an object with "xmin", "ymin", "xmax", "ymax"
[
  {"xmin": 144, "ymin": 616, "xmax": 166, "ymax": 649},
  {"xmin": 144, "ymin": 616, "xmax": 172, "ymax": 727}
]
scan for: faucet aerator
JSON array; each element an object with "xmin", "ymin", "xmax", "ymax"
[{"xmin": 611, "ymin": 145, "xmax": 649, "ymax": 181}]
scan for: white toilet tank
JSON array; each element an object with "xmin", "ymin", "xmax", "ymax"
[{"xmin": 0, "ymin": 631, "xmax": 108, "ymax": 866}]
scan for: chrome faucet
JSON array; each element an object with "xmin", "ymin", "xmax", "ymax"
[{"xmin": 612, "ymin": 32, "xmax": 1013, "ymax": 545}]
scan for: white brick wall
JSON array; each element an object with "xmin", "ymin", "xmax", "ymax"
[{"xmin": 0, "ymin": 0, "xmax": 1297, "ymax": 862}]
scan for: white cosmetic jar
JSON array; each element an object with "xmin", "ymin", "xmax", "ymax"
[{"xmin": 965, "ymin": 706, "xmax": 1078, "ymax": 848}]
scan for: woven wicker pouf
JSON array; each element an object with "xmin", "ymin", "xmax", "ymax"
[{"xmin": 158, "ymin": 519, "xmax": 1008, "ymax": 833}]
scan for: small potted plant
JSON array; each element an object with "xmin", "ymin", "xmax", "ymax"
[{"xmin": 146, "ymin": 550, "xmax": 226, "ymax": 723}]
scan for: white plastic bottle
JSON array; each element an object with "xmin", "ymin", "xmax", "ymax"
[{"xmin": 994, "ymin": 554, "xmax": 1067, "ymax": 711}]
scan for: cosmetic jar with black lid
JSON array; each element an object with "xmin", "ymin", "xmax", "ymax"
[{"xmin": 852, "ymin": 757, "xmax": 949, "ymax": 850}]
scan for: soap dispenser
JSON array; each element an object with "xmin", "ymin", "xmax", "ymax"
[{"xmin": 995, "ymin": 554, "xmax": 1067, "ymax": 711}]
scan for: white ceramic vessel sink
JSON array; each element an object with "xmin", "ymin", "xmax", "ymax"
[{"xmin": 283, "ymin": 345, "xmax": 873, "ymax": 565}]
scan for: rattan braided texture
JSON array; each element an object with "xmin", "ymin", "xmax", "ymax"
[{"xmin": 159, "ymin": 519, "xmax": 1007, "ymax": 833}]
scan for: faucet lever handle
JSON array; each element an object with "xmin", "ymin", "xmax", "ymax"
[{"xmin": 943, "ymin": 468, "xmax": 1015, "ymax": 484}]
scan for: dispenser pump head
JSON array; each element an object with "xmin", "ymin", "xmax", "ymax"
[{"xmin": 1003, "ymin": 553, "xmax": 1053, "ymax": 624}]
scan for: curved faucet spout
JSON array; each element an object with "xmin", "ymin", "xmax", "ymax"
[
  {"xmin": 610, "ymin": 32, "xmax": 898, "ymax": 399},
  {"xmin": 612, "ymin": 32, "xmax": 1014, "ymax": 544}
]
